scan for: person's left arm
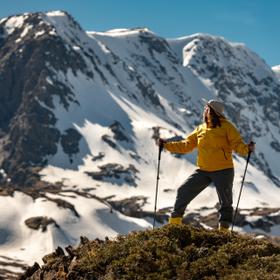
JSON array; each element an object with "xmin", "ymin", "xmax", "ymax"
[
  {"xmin": 226, "ymin": 122, "xmax": 251, "ymax": 156},
  {"xmin": 164, "ymin": 128, "xmax": 198, "ymax": 154}
]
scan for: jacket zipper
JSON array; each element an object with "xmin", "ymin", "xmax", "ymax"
[{"xmin": 222, "ymin": 148, "xmax": 228, "ymax": 160}]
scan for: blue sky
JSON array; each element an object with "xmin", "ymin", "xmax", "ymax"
[{"xmin": 0, "ymin": 0, "xmax": 279, "ymax": 66}]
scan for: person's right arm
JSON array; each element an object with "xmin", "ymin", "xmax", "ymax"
[{"xmin": 164, "ymin": 128, "xmax": 198, "ymax": 154}]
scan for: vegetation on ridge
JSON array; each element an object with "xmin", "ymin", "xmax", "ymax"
[{"xmin": 21, "ymin": 225, "xmax": 280, "ymax": 279}]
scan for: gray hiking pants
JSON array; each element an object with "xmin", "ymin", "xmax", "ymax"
[{"xmin": 171, "ymin": 168, "xmax": 234, "ymax": 223}]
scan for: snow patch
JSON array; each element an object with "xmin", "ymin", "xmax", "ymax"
[
  {"xmin": 34, "ymin": 30, "xmax": 45, "ymax": 38},
  {"xmin": 4, "ymin": 14, "xmax": 28, "ymax": 34}
]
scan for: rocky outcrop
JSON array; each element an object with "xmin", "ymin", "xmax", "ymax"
[
  {"xmin": 107, "ymin": 195, "xmax": 168, "ymax": 223},
  {"xmin": 61, "ymin": 128, "xmax": 82, "ymax": 163},
  {"xmin": 183, "ymin": 206, "xmax": 280, "ymax": 234},
  {"xmin": 24, "ymin": 216, "xmax": 58, "ymax": 232},
  {"xmin": 109, "ymin": 121, "xmax": 131, "ymax": 142},
  {"xmin": 85, "ymin": 163, "xmax": 139, "ymax": 187}
]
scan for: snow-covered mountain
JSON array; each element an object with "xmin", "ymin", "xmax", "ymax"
[
  {"xmin": 0, "ymin": 11, "xmax": 280, "ymax": 277},
  {"xmin": 272, "ymin": 65, "xmax": 280, "ymax": 80}
]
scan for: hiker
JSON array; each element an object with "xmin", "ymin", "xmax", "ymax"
[{"xmin": 158, "ymin": 100, "xmax": 255, "ymax": 230}]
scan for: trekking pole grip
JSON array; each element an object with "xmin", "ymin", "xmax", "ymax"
[{"xmin": 158, "ymin": 139, "xmax": 165, "ymax": 160}]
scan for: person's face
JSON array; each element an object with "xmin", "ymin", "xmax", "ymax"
[{"xmin": 203, "ymin": 105, "xmax": 211, "ymax": 119}]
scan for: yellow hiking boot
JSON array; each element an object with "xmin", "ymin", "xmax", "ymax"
[
  {"xmin": 169, "ymin": 217, "xmax": 183, "ymax": 225},
  {"xmin": 218, "ymin": 221, "xmax": 230, "ymax": 232}
]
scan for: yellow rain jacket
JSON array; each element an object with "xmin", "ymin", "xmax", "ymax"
[{"xmin": 164, "ymin": 119, "xmax": 249, "ymax": 171}]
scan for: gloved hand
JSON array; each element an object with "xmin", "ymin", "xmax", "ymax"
[
  {"xmin": 248, "ymin": 141, "xmax": 255, "ymax": 152},
  {"xmin": 157, "ymin": 138, "xmax": 166, "ymax": 149}
]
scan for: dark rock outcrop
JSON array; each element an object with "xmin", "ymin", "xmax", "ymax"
[
  {"xmin": 61, "ymin": 128, "xmax": 82, "ymax": 163},
  {"xmin": 85, "ymin": 163, "xmax": 139, "ymax": 187},
  {"xmin": 24, "ymin": 216, "xmax": 58, "ymax": 232},
  {"xmin": 0, "ymin": 12, "xmax": 86, "ymax": 184}
]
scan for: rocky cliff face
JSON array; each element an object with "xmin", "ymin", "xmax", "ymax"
[{"xmin": 0, "ymin": 12, "xmax": 85, "ymax": 184}]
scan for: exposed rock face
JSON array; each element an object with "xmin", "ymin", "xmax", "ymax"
[
  {"xmin": 0, "ymin": 12, "xmax": 86, "ymax": 184},
  {"xmin": 61, "ymin": 128, "xmax": 82, "ymax": 163},
  {"xmin": 108, "ymin": 195, "xmax": 168, "ymax": 223},
  {"xmin": 85, "ymin": 163, "xmax": 139, "ymax": 187},
  {"xmin": 109, "ymin": 121, "xmax": 131, "ymax": 142}
]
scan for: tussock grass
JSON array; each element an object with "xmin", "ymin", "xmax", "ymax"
[{"xmin": 22, "ymin": 225, "xmax": 280, "ymax": 279}]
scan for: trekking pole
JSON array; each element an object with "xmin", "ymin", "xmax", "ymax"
[
  {"xmin": 153, "ymin": 141, "xmax": 163, "ymax": 229},
  {"xmin": 231, "ymin": 146, "xmax": 253, "ymax": 232}
]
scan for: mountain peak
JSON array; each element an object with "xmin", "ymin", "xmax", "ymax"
[
  {"xmin": 272, "ymin": 65, "xmax": 280, "ymax": 80},
  {"xmin": 45, "ymin": 10, "xmax": 68, "ymax": 17},
  {"xmin": 182, "ymin": 33, "xmax": 266, "ymax": 69},
  {"xmin": 0, "ymin": 10, "xmax": 83, "ymax": 42},
  {"xmin": 105, "ymin": 27, "xmax": 153, "ymax": 34},
  {"xmin": 43, "ymin": 10, "xmax": 83, "ymax": 33}
]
